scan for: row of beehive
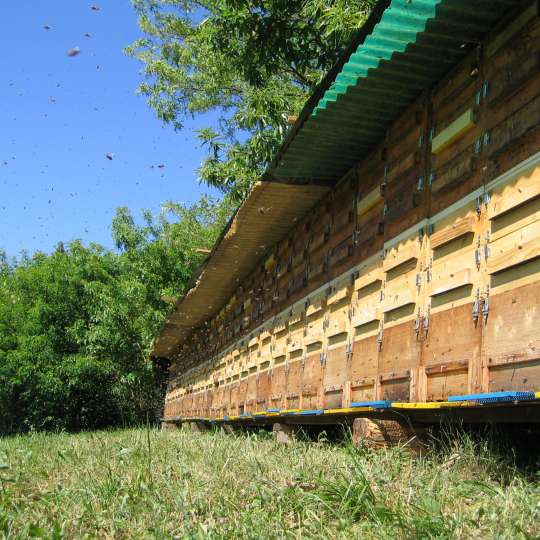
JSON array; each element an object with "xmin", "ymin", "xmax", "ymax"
[
  {"xmin": 165, "ymin": 150, "xmax": 540, "ymax": 419},
  {"xmin": 164, "ymin": 6, "xmax": 540, "ymax": 420}
]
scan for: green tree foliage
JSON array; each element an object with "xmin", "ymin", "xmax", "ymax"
[
  {"xmin": 0, "ymin": 198, "xmax": 233, "ymax": 434},
  {"xmin": 126, "ymin": 0, "xmax": 374, "ymax": 201}
]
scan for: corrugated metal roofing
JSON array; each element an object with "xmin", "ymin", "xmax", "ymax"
[
  {"xmin": 152, "ymin": 182, "xmax": 329, "ymax": 358},
  {"xmin": 268, "ymin": 0, "xmax": 520, "ymax": 184}
]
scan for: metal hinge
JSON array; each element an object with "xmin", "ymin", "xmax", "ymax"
[
  {"xmin": 475, "ymin": 82, "xmax": 489, "ymax": 106},
  {"xmin": 319, "ymin": 352, "xmax": 327, "ymax": 366},
  {"xmin": 417, "ymin": 176, "xmax": 424, "ymax": 191},
  {"xmin": 377, "ymin": 326, "xmax": 384, "ymax": 351},
  {"xmin": 472, "ymin": 288, "xmax": 481, "ymax": 324},
  {"xmin": 482, "ymin": 285, "xmax": 490, "ymax": 324},
  {"xmin": 423, "ymin": 307, "xmax": 430, "ymax": 337},
  {"xmin": 484, "ymin": 242, "xmax": 490, "ymax": 261},
  {"xmin": 476, "ymin": 195, "xmax": 483, "ymax": 214},
  {"xmin": 475, "ymin": 248, "xmax": 482, "ymax": 269},
  {"xmin": 416, "ymin": 273, "xmax": 422, "ymax": 289},
  {"xmin": 346, "ymin": 342, "xmax": 353, "ymax": 360},
  {"xmin": 418, "ymin": 226, "xmax": 425, "ymax": 243}
]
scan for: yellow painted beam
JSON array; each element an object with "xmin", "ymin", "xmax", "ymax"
[
  {"xmin": 432, "ymin": 108, "xmax": 476, "ymax": 155},
  {"xmin": 391, "ymin": 401, "xmax": 472, "ymax": 409},
  {"xmin": 324, "ymin": 407, "xmax": 373, "ymax": 415}
]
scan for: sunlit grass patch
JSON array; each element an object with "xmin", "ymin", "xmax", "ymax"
[{"xmin": 0, "ymin": 427, "xmax": 538, "ymax": 539}]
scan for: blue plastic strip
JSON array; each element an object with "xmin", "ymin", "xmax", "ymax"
[
  {"xmin": 448, "ymin": 391, "xmax": 536, "ymax": 403},
  {"xmin": 223, "ymin": 416, "xmax": 229, "ymax": 421},
  {"xmin": 267, "ymin": 408, "xmax": 280, "ymax": 413},
  {"xmin": 239, "ymin": 413, "xmax": 252, "ymax": 418},
  {"xmin": 298, "ymin": 409, "xmax": 324, "ymax": 416},
  {"xmin": 351, "ymin": 400, "xmax": 391, "ymax": 409}
]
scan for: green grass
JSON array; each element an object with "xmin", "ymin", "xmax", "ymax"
[{"xmin": 0, "ymin": 426, "xmax": 539, "ymax": 539}]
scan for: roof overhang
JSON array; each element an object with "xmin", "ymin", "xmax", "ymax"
[{"xmin": 152, "ymin": 181, "xmax": 329, "ymax": 358}]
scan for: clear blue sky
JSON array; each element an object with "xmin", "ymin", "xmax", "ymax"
[{"xmin": 1, "ymin": 1, "xmax": 219, "ymax": 257}]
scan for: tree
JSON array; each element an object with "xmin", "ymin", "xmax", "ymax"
[
  {"xmin": 127, "ymin": 0, "xmax": 374, "ymax": 201},
  {"xmin": 0, "ymin": 197, "xmax": 233, "ymax": 434}
]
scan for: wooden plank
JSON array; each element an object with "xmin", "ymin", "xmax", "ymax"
[
  {"xmin": 380, "ymin": 320, "xmax": 421, "ymax": 374},
  {"xmin": 430, "ymin": 216, "xmax": 475, "ymax": 249},
  {"xmin": 354, "ymin": 268, "xmax": 383, "ymax": 292},
  {"xmin": 487, "ymin": 219, "xmax": 540, "ymax": 275},
  {"xmin": 482, "ymin": 281, "xmax": 540, "ymax": 368},
  {"xmin": 302, "ymin": 353, "xmax": 323, "ymax": 410},
  {"xmin": 352, "ymin": 306, "xmax": 380, "ymax": 328},
  {"xmin": 383, "ymin": 240, "xmax": 420, "ymax": 273},
  {"xmin": 485, "ymin": 2, "xmax": 539, "ymax": 58},
  {"xmin": 488, "ymin": 360, "xmax": 540, "ymax": 393},
  {"xmin": 327, "ymin": 283, "xmax": 351, "ymax": 306},
  {"xmin": 488, "ymin": 165, "xmax": 540, "ymax": 220},
  {"xmin": 430, "ymin": 268, "xmax": 473, "ymax": 298},
  {"xmin": 381, "ymin": 288, "xmax": 415, "ymax": 313}
]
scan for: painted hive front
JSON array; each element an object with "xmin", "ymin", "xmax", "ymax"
[{"xmin": 160, "ymin": 3, "xmax": 540, "ymax": 422}]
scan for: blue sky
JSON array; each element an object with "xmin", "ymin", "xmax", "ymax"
[{"xmin": 0, "ymin": 1, "xmax": 219, "ymax": 257}]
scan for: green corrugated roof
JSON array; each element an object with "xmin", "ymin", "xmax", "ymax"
[{"xmin": 268, "ymin": 0, "xmax": 520, "ymax": 184}]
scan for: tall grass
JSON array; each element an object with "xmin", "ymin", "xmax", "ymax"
[{"xmin": 0, "ymin": 426, "xmax": 538, "ymax": 539}]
